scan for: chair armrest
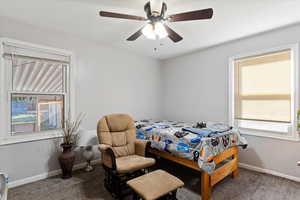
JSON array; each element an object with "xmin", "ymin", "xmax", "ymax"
[
  {"xmin": 98, "ymin": 144, "xmax": 116, "ymax": 170},
  {"xmin": 99, "ymin": 144, "xmax": 111, "ymax": 152},
  {"xmin": 135, "ymin": 139, "xmax": 151, "ymax": 157}
]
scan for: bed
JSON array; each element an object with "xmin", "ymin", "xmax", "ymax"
[{"xmin": 135, "ymin": 120, "xmax": 247, "ymax": 200}]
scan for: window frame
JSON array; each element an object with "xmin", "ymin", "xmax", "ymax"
[
  {"xmin": 229, "ymin": 44, "xmax": 300, "ymax": 141},
  {"xmin": 0, "ymin": 38, "xmax": 75, "ymax": 145}
]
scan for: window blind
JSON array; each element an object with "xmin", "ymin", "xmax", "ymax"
[
  {"xmin": 234, "ymin": 49, "xmax": 291, "ymax": 123},
  {"xmin": 10, "ymin": 57, "xmax": 66, "ymax": 93},
  {"xmin": 3, "ymin": 43, "xmax": 69, "ymax": 93}
]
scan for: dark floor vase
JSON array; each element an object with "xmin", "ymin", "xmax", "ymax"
[{"xmin": 59, "ymin": 144, "xmax": 75, "ymax": 179}]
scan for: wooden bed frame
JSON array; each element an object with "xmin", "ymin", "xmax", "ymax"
[{"xmin": 148, "ymin": 146, "xmax": 239, "ymax": 200}]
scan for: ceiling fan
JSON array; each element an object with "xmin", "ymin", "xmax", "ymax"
[{"xmin": 99, "ymin": 0, "xmax": 213, "ymax": 43}]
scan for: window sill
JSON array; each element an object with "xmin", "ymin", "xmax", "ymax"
[
  {"xmin": 0, "ymin": 130, "xmax": 63, "ymax": 146},
  {"xmin": 240, "ymin": 128, "xmax": 300, "ymax": 142}
]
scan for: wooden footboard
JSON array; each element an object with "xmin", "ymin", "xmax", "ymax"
[{"xmin": 148, "ymin": 146, "xmax": 239, "ymax": 200}]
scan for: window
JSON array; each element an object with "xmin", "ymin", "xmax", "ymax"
[
  {"xmin": 0, "ymin": 39, "xmax": 72, "ymax": 144},
  {"xmin": 229, "ymin": 45, "xmax": 299, "ymax": 140},
  {"xmin": 11, "ymin": 94, "xmax": 64, "ymax": 133}
]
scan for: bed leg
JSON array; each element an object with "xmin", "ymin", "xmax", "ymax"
[
  {"xmin": 201, "ymin": 172, "xmax": 211, "ymax": 200},
  {"xmin": 232, "ymin": 146, "xmax": 239, "ymax": 178},
  {"xmin": 232, "ymin": 168, "xmax": 239, "ymax": 178}
]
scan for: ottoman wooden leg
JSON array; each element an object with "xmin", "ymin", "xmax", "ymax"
[
  {"xmin": 201, "ymin": 172, "xmax": 211, "ymax": 200},
  {"xmin": 132, "ymin": 192, "xmax": 139, "ymax": 200},
  {"xmin": 171, "ymin": 190, "xmax": 178, "ymax": 200}
]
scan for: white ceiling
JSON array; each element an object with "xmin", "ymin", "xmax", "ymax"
[{"xmin": 1, "ymin": 0, "xmax": 300, "ymax": 59}]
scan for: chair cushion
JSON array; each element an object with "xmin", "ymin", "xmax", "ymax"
[
  {"xmin": 106, "ymin": 114, "xmax": 134, "ymax": 132},
  {"xmin": 98, "ymin": 114, "xmax": 137, "ymax": 158},
  {"xmin": 111, "ymin": 131, "xmax": 127, "ymax": 147},
  {"xmin": 116, "ymin": 155, "xmax": 155, "ymax": 174},
  {"xmin": 113, "ymin": 144, "xmax": 134, "ymax": 157},
  {"xmin": 127, "ymin": 170, "xmax": 184, "ymax": 200}
]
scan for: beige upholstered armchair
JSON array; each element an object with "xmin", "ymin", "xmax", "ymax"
[{"xmin": 97, "ymin": 114, "xmax": 155, "ymax": 198}]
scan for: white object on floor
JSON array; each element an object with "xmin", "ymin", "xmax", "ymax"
[{"xmin": 0, "ymin": 173, "xmax": 8, "ymax": 200}]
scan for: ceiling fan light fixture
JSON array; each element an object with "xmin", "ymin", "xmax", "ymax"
[
  {"xmin": 154, "ymin": 22, "xmax": 168, "ymax": 39},
  {"xmin": 142, "ymin": 22, "xmax": 168, "ymax": 40},
  {"xmin": 142, "ymin": 23, "xmax": 156, "ymax": 40}
]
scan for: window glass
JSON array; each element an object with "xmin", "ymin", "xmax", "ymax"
[
  {"xmin": 11, "ymin": 94, "xmax": 64, "ymax": 134},
  {"xmin": 234, "ymin": 49, "xmax": 291, "ymax": 123}
]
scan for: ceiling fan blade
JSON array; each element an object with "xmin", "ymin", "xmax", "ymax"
[
  {"xmin": 164, "ymin": 25, "xmax": 183, "ymax": 43},
  {"xmin": 99, "ymin": 11, "xmax": 146, "ymax": 21},
  {"xmin": 168, "ymin": 8, "xmax": 213, "ymax": 22},
  {"xmin": 127, "ymin": 27, "xmax": 144, "ymax": 41}
]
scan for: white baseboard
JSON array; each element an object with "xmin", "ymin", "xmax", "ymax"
[
  {"xmin": 239, "ymin": 162, "xmax": 300, "ymax": 183},
  {"xmin": 8, "ymin": 160, "xmax": 100, "ymax": 188},
  {"xmin": 8, "ymin": 161, "xmax": 300, "ymax": 188}
]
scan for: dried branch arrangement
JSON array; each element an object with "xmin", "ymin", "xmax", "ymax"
[{"xmin": 61, "ymin": 113, "xmax": 85, "ymax": 145}]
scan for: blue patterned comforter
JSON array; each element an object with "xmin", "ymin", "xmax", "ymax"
[{"xmin": 135, "ymin": 120, "xmax": 247, "ymax": 174}]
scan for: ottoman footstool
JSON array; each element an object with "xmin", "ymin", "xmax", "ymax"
[{"xmin": 127, "ymin": 170, "xmax": 184, "ymax": 200}]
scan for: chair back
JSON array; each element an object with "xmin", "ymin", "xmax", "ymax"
[{"xmin": 97, "ymin": 114, "xmax": 136, "ymax": 157}]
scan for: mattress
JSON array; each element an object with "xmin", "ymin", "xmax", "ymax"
[{"xmin": 135, "ymin": 120, "xmax": 247, "ymax": 174}]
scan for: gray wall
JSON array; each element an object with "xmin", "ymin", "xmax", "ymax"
[
  {"xmin": 161, "ymin": 23, "xmax": 300, "ymax": 178},
  {"xmin": 0, "ymin": 16, "xmax": 162, "ymax": 183},
  {"xmin": 2, "ymin": 15, "xmax": 300, "ymax": 185}
]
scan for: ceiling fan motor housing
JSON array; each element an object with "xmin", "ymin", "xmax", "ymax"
[{"xmin": 144, "ymin": 1, "xmax": 167, "ymax": 23}]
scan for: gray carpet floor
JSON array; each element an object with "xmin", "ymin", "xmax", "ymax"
[{"xmin": 8, "ymin": 158, "xmax": 300, "ymax": 200}]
